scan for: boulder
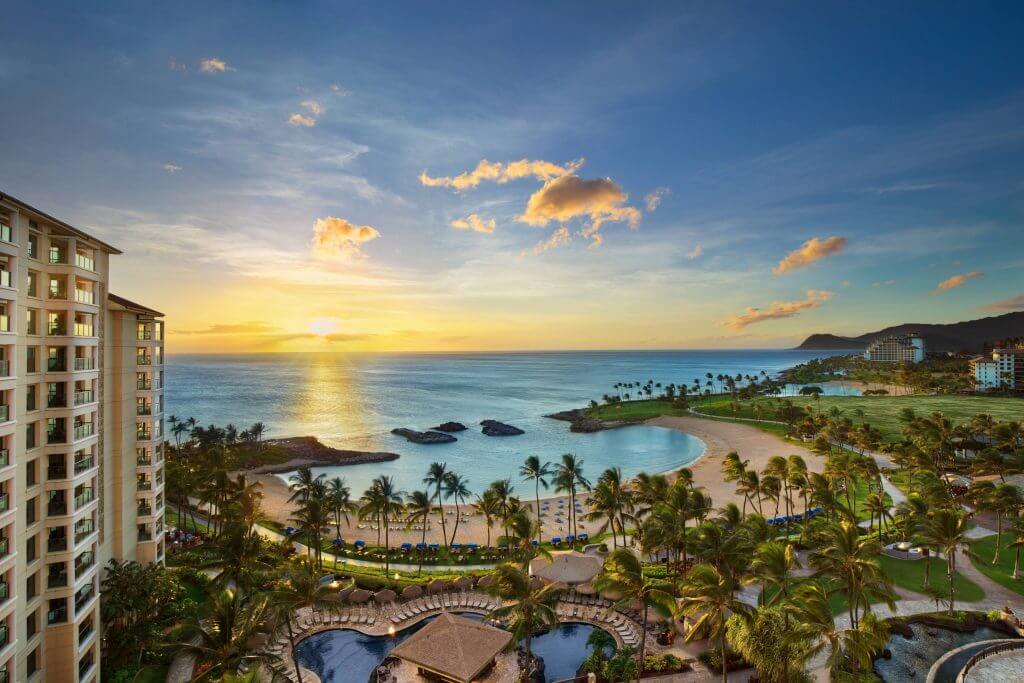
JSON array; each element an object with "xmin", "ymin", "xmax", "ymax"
[
  {"xmin": 480, "ymin": 419, "xmax": 525, "ymax": 437},
  {"xmin": 391, "ymin": 428, "xmax": 457, "ymax": 444},
  {"xmin": 431, "ymin": 421, "xmax": 467, "ymax": 433}
]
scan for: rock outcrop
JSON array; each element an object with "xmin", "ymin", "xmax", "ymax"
[
  {"xmin": 480, "ymin": 419, "xmax": 525, "ymax": 436},
  {"xmin": 391, "ymin": 428, "xmax": 457, "ymax": 444},
  {"xmin": 431, "ymin": 421, "xmax": 468, "ymax": 433},
  {"xmin": 545, "ymin": 409, "xmax": 628, "ymax": 432}
]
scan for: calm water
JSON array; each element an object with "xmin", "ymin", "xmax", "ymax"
[
  {"xmin": 165, "ymin": 350, "xmax": 847, "ymax": 496},
  {"xmin": 874, "ymin": 624, "xmax": 1008, "ymax": 682},
  {"xmin": 294, "ymin": 612, "xmax": 602, "ymax": 682}
]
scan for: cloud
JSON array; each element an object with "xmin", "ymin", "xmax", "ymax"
[
  {"xmin": 686, "ymin": 244, "xmax": 703, "ymax": 260},
  {"xmin": 162, "ymin": 163, "xmax": 182, "ymax": 173},
  {"xmin": 517, "ymin": 175, "xmax": 641, "ymax": 239},
  {"xmin": 522, "ymin": 226, "xmax": 572, "ymax": 257},
  {"xmin": 168, "ymin": 58, "xmax": 187, "ymax": 73},
  {"xmin": 288, "ymin": 113, "xmax": 316, "ymax": 127},
  {"xmin": 932, "ymin": 271, "xmax": 984, "ymax": 294},
  {"xmin": 301, "ymin": 100, "xmax": 323, "ymax": 116},
  {"xmin": 330, "ymin": 83, "xmax": 349, "ymax": 96},
  {"xmin": 984, "ymin": 293, "xmax": 1024, "ymax": 313},
  {"xmin": 312, "ymin": 216, "xmax": 381, "ymax": 258},
  {"xmin": 772, "ymin": 236, "xmax": 848, "ymax": 275},
  {"xmin": 450, "ymin": 214, "xmax": 496, "ymax": 234},
  {"xmin": 198, "ymin": 57, "xmax": 232, "ymax": 74},
  {"xmin": 872, "ymin": 279, "xmax": 896, "ymax": 287},
  {"xmin": 644, "ymin": 187, "xmax": 670, "ymax": 211},
  {"xmin": 725, "ymin": 289, "xmax": 833, "ymax": 329},
  {"xmin": 419, "ymin": 158, "xmax": 582, "ymax": 191},
  {"xmin": 177, "ymin": 321, "xmax": 280, "ymax": 335}
]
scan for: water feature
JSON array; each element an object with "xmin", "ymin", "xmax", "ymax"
[
  {"xmin": 874, "ymin": 624, "xmax": 1007, "ymax": 681},
  {"xmin": 293, "ymin": 612, "xmax": 608, "ymax": 682}
]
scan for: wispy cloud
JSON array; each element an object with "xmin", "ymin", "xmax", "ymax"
[
  {"xmin": 644, "ymin": 186, "xmax": 670, "ymax": 211},
  {"xmin": 931, "ymin": 271, "xmax": 984, "ymax": 294},
  {"xmin": 983, "ymin": 293, "xmax": 1024, "ymax": 313},
  {"xmin": 686, "ymin": 244, "xmax": 703, "ymax": 260},
  {"xmin": 288, "ymin": 113, "xmax": 316, "ymax": 127},
  {"xmin": 161, "ymin": 163, "xmax": 182, "ymax": 173},
  {"xmin": 725, "ymin": 289, "xmax": 833, "ymax": 329},
  {"xmin": 872, "ymin": 279, "xmax": 896, "ymax": 287},
  {"xmin": 773, "ymin": 236, "xmax": 848, "ymax": 275},
  {"xmin": 419, "ymin": 158, "xmax": 582, "ymax": 191},
  {"xmin": 177, "ymin": 321, "xmax": 280, "ymax": 335},
  {"xmin": 301, "ymin": 100, "xmax": 324, "ymax": 116},
  {"xmin": 311, "ymin": 216, "xmax": 381, "ymax": 259},
  {"xmin": 522, "ymin": 226, "xmax": 572, "ymax": 257},
  {"xmin": 451, "ymin": 214, "xmax": 496, "ymax": 234},
  {"xmin": 330, "ymin": 83, "xmax": 349, "ymax": 96},
  {"xmin": 168, "ymin": 57, "xmax": 187, "ymax": 73},
  {"xmin": 198, "ymin": 57, "xmax": 233, "ymax": 74}
]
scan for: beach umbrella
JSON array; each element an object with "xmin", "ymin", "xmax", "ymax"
[
  {"xmin": 451, "ymin": 543, "xmax": 462, "ymax": 551},
  {"xmin": 427, "ymin": 579, "xmax": 446, "ymax": 594},
  {"xmin": 467, "ymin": 544, "xmax": 479, "ymax": 550},
  {"xmin": 354, "ymin": 540, "xmax": 366, "ymax": 548},
  {"xmin": 348, "ymin": 589, "xmax": 372, "ymax": 604},
  {"xmin": 416, "ymin": 543, "xmax": 427, "ymax": 550},
  {"xmin": 332, "ymin": 538, "xmax": 344, "ymax": 547},
  {"xmin": 401, "ymin": 585, "xmax": 423, "ymax": 599},
  {"xmin": 374, "ymin": 589, "xmax": 397, "ymax": 604}
]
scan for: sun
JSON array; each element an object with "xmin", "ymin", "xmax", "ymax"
[{"xmin": 308, "ymin": 317, "xmax": 338, "ymax": 337}]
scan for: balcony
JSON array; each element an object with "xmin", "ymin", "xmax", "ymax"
[
  {"xmin": 74, "ymin": 489, "xmax": 94, "ymax": 509},
  {"xmin": 137, "ymin": 479, "xmax": 152, "ymax": 492},
  {"xmin": 74, "ymin": 357, "xmax": 95, "ymax": 371},
  {"xmin": 136, "ymin": 354, "xmax": 152, "ymax": 366},
  {"xmin": 0, "ymin": 581, "xmax": 8, "ymax": 603},
  {"xmin": 48, "ymin": 499, "xmax": 67, "ymax": 516},
  {"xmin": 0, "ymin": 316, "xmax": 7, "ymax": 334},
  {"xmin": 137, "ymin": 328, "xmax": 153, "ymax": 341},
  {"xmin": 73, "ymin": 323, "xmax": 94, "ymax": 337},
  {"xmin": 0, "ymin": 406, "xmax": 8, "ymax": 423},
  {"xmin": 47, "ymin": 571, "xmax": 68, "ymax": 588},
  {"xmin": 0, "ymin": 624, "xmax": 6, "ymax": 650},
  {"xmin": 0, "ymin": 450, "xmax": 8, "ymax": 468},
  {"xmin": 136, "ymin": 378, "xmax": 152, "ymax": 390},
  {"xmin": 48, "ymin": 357, "xmax": 67, "ymax": 372},
  {"xmin": 74, "ymin": 289, "xmax": 95, "ymax": 305},
  {"xmin": 74, "ymin": 456, "xmax": 94, "ymax": 474},
  {"xmin": 74, "ymin": 524, "xmax": 94, "ymax": 544},
  {"xmin": 0, "ymin": 271, "xmax": 10, "ymax": 289},
  {"xmin": 48, "ymin": 287, "xmax": 68, "ymax": 300},
  {"xmin": 47, "ymin": 394, "xmax": 67, "ymax": 409},
  {"xmin": 136, "ymin": 454, "xmax": 152, "ymax": 466},
  {"xmin": 0, "ymin": 538, "xmax": 7, "ymax": 558},
  {"xmin": 47, "ymin": 430, "xmax": 67, "ymax": 445},
  {"xmin": 137, "ymin": 503, "xmax": 152, "ymax": 516},
  {"xmin": 0, "ymin": 494, "xmax": 8, "ymax": 513},
  {"xmin": 75, "ymin": 253, "xmax": 95, "ymax": 271},
  {"xmin": 79, "ymin": 653, "xmax": 95, "ymax": 680},
  {"xmin": 48, "ymin": 604, "xmax": 67, "ymax": 624},
  {"xmin": 74, "ymin": 390, "xmax": 94, "ymax": 406},
  {"xmin": 75, "ymin": 551, "xmax": 95, "ymax": 575},
  {"xmin": 48, "ymin": 536, "xmax": 67, "ymax": 552},
  {"xmin": 48, "ymin": 323, "xmax": 67, "ymax": 336},
  {"xmin": 78, "ymin": 618, "xmax": 94, "ymax": 642},
  {"xmin": 137, "ymin": 528, "xmax": 152, "ymax": 541},
  {"xmin": 48, "ymin": 463, "xmax": 67, "ymax": 479},
  {"xmin": 74, "ymin": 423, "xmax": 94, "ymax": 440},
  {"xmin": 136, "ymin": 404, "xmax": 152, "ymax": 416},
  {"xmin": 137, "ymin": 429, "xmax": 151, "ymax": 441},
  {"xmin": 0, "ymin": 360, "xmax": 8, "ymax": 377},
  {"xmin": 0, "ymin": 223, "xmax": 10, "ymax": 243}
]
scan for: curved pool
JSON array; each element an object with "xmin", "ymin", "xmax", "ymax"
[{"xmin": 294, "ymin": 613, "xmax": 607, "ymax": 682}]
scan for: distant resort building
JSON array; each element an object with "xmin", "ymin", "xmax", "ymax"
[
  {"xmin": 972, "ymin": 345, "xmax": 1024, "ymax": 391},
  {"xmin": 863, "ymin": 333, "xmax": 925, "ymax": 363}
]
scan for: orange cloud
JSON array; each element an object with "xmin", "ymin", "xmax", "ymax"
[
  {"xmin": 288, "ymin": 113, "xmax": 316, "ymax": 127},
  {"xmin": 772, "ymin": 236, "xmax": 848, "ymax": 274},
  {"xmin": 199, "ymin": 57, "xmax": 232, "ymax": 74},
  {"xmin": 725, "ymin": 289, "xmax": 833, "ymax": 329},
  {"xmin": 932, "ymin": 271, "xmax": 984, "ymax": 294},
  {"xmin": 522, "ymin": 226, "xmax": 572, "ymax": 257},
  {"xmin": 517, "ymin": 175, "xmax": 641, "ymax": 237},
  {"xmin": 984, "ymin": 293, "xmax": 1024, "ymax": 313},
  {"xmin": 450, "ymin": 214, "xmax": 496, "ymax": 234},
  {"xmin": 301, "ymin": 100, "xmax": 324, "ymax": 116},
  {"xmin": 312, "ymin": 216, "xmax": 380, "ymax": 258},
  {"xmin": 419, "ymin": 158, "xmax": 582, "ymax": 191}
]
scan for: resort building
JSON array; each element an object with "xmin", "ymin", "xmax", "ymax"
[
  {"xmin": 972, "ymin": 346, "xmax": 1024, "ymax": 391},
  {"xmin": 0, "ymin": 193, "xmax": 165, "ymax": 683},
  {"xmin": 863, "ymin": 333, "xmax": 925, "ymax": 363}
]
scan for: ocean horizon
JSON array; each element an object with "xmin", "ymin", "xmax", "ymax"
[{"xmin": 165, "ymin": 349, "xmax": 851, "ymax": 496}]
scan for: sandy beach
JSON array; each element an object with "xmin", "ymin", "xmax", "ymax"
[{"xmin": 246, "ymin": 415, "xmax": 821, "ymax": 546}]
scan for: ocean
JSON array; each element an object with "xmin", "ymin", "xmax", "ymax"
[{"xmin": 164, "ymin": 349, "xmax": 849, "ymax": 496}]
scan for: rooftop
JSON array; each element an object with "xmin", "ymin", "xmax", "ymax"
[
  {"xmin": 0, "ymin": 191, "xmax": 122, "ymax": 254},
  {"xmin": 388, "ymin": 613, "xmax": 512, "ymax": 683},
  {"xmin": 108, "ymin": 293, "xmax": 164, "ymax": 318}
]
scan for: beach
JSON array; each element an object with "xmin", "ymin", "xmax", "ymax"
[{"xmin": 246, "ymin": 414, "xmax": 821, "ymax": 545}]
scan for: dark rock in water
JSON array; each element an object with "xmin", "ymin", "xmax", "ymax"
[
  {"xmin": 391, "ymin": 428, "xmax": 457, "ymax": 444},
  {"xmin": 431, "ymin": 421, "xmax": 467, "ymax": 433},
  {"xmin": 480, "ymin": 419, "xmax": 525, "ymax": 436}
]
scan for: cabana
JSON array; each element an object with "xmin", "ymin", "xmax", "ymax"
[{"xmin": 389, "ymin": 613, "xmax": 512, "ymax": 683}]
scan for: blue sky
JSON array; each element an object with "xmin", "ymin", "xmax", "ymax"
[{"xmin": 2, "ymin": 1, "xmax": 1022, "ymax": 351}]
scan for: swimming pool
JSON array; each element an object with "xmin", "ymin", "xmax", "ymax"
[{"xmin": 293, "ymin": 612, "xmax": 606, "ymax": 682}]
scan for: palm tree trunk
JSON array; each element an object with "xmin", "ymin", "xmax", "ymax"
[
  {"xmin": 437, "ymin": 485, "xmax": 448, "ymax": 551},
  {"xmin": 535, "ymin": 482, "xmax": 543, "ymax": 544},
  {"xmin": 419, "ymin": 521, "xmax": 427, "ymax": 575},
  {"xmin": 993, "ymin": 513, "xmax": 1002, "ymax": 565},
  {"xmin": 384, "ymin": 513, "xmax": 390, "ymax": 576},
  {"xmin": 636, "ymin": 605, "xmax": 648, "ymax": 683},
  {"xmin": 719, "ymin": 631, "xmax": 727, "ymax": 683},
  {"xmin": 948, "ymin": 548, "xmax": 956, "ymax": 615},
  {"xmin": 286, "ymin": 614, "xmax": 303, "ymax": 683}
]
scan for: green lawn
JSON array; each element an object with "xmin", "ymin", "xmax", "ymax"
[
  {"xmin": 878, "ymin": 555, "xmax": 985, "ymax": 602},
  {"xmin": 968, "ymin": 534, "xmax": 1024, "ymax": 596},
  {"xmin": 698, "ymin": 394, "xmax": 1023, "ymax": 442},
  {"xmin": 588, "ymin": 399, "xmax": 688, "ymax": 422}
]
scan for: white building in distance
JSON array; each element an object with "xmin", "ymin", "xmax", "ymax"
[{"xmin": 864, "ymin": 334, "xmax": 925, "ymax": 363}]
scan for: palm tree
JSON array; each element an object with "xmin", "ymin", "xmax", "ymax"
[
  {"xmin": 594, "ymin": 548, "xmax": 674, "ymax": 681},
  {"xmin": 809, "ymin": 521, "xmax": 895, "ymax": 628},
  {"xmin": 473, "ymin": 489, "xmax": 502, "ymax": 548},
  {"xmin": 290, "ymin": 496, "xmax": 330, "ymax": 569},
  {"xmin": 485, "ymin": 563, "xmax": 564, "ymax": 675},
  {"xmin": 554, "ymin": 454, "xmax": 591, "ymax": 545},
  {"xmin": 250, "ymin": 421, "xmax": 266, "ymax": 449},
  {"xmin": 917, "ymin": 508, "xmax": 970, "ymax": 614},
  {"xmin": 443, "ymin": 472, "xmax": 471, "ymax": 546},
  {"xmin": 269, "ymin": 560, "xmax": 345, "ymax": 682},
  {"xmin": 488, "ymin": 478, "xmax": 516, "ymax": 550},
  {"xmin": 498, "ymin": 509, "xmax": 549, "ymax": 565},
  {"xmin": 864, "ymin": 491, "xmax": 893, "ymax": 543},
  {"xmin": 677, "ymin": 563, "xmax": 749, "ymax": 683},
  {"xmin": 424, "ymin": 462, "xmax": 449, "ymax": 550},
  {"xmin": 750, "ymin": 540, "xmax": 801, "ymax": 607},
  {"xmin": 362, "ymin": 475, "xmax": 405, "ymax": 575},
  {"xmin": 326, "ymin": 476, "xmax": 353, "ymax": 540},
  {"xmin": 519, "ymin": 455, "xmax": 552, "ymax": 543},
  {"xmin": 405, "ymin": 490, "xmax": 433, "ymax": 574},
  {"xmin": 173, "ymin": 589, "xmax": 279, "ymax": 681},
  {"xmin": 287, "ymin": 467, "xmax": 325, "ymax": 504}
]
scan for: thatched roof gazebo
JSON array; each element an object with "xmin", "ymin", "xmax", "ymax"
[
  {"xmin": 389, "ymin": 613, "xmax": 512, "ymax": 683},
  {"xmin": 529, "ymin": 551, "xmax": 603, "ymax": 585}
]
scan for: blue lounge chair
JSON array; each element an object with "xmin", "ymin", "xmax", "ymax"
[{"xmin": 354, "ymin": 540, "xmax": 366, "ymax": 548}]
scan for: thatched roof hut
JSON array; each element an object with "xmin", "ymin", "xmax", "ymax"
[{"xmin": 389, "ymin": 613, "xmax": 512, "ymax": 683}]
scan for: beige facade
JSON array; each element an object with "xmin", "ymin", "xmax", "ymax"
[{"xmin": 0, "ymin": 193, "xmax": 165, "ymax": 683}]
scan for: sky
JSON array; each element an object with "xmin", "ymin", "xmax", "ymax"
[{"xmin": 2, "ymin": 1, "xmax": 1023, "ymax": 353}]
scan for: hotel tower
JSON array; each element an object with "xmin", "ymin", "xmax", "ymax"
[{"xmin": 0, "ymin": 193, "xmax": 166, "ymax": 683}]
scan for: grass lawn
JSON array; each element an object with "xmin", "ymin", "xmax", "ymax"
[
  {"xmin": 878, "ymin": 555, "xmax": 985, "ymax": 602},
  {"xmin": 968, "ymin": 534, "xmax": 1024, "ymax": 596},
  {"xmin": 588, "ymin": 399, "xmax": 688, "ymax": 422},
  {"xmin": 698, "ymin": 394, "xmax": 1023, "ymax": 442}
]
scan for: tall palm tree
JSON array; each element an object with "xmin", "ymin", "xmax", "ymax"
[
  {"xmin": 864, "ymin": 492, "xmax": 893, "ymax": 543},
  {"xmin": 443, "ymin": 472, "xmax": 471, "ymax": 547},
  {"xmin": 405, "ymin": 490, "xmax": 433, "ymax": 574},
  {"xmin": 519, "ymin": 455, "xmax": 552, "ymax": 543},
  {"xmin": 326, "ymin": 476, "xmax": 353, "ymax": 540},
  {"xmin": 677, "ymin": 563, "xmax": 749, "ymax": 683},
  {"xmin": 362, "ymin": 476, "xmax": 405, "ymax": 575},
  {"xmin": 594, "ymin": 548, "xmax": 674, "ymax": 681},
  {"xmin": 809, "ymin": 521, "xmax": 895, "ymax": 628},
  {"xmin": 750, "ymin": 540, "xmax": 801, "ymax": 607},
  {"xmin": 269, "ymin": 561, "xmax": 345, "ymax": 682},
  {"xmin": 554, "ymin": 454, "xmax": 591, "ymax": 545},
  {"xmin": 287, "ymin": 466, "xmax": 325, "ymax": 504},
  {"xmin": 290, "ymin": 496, "xmax": 330, "ymax": 569},
  {"xmin": 917, "ymin": 508, "xmax": 971, "ymax": 614},
  {"xmin": 473, "ymin": 489, "xmax": 501, "ymax": 548},
  {"xmin": 498, "ymin": 509, "xmax": 549, "ymax": 565},
  {"xmin": 488, "ymin": 478, "xmax": 516, "ymax": 550},
  {"xmin": 424, "ymin": 462, "xmax": 449, "ymax": 550},
  {"xmin": 485, "ymin": 563, "xmax": 564, "ymax": 675}
]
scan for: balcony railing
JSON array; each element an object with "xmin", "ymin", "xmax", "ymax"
[
  {"xmin": 0, "ymin": 537, "xmax": 8, "ymax": 557},
  {"xmin": 137, "ymin": 354, "xmax": 152, "ymax": 366},
  {"xmin": 136, "ymin": 378, "xmax": 152, "ymax": 390},
  {"xmin": 0, "ymin": 223, "xmax": 11, "ymax": 243},
  {"xmin": 0, "ymin": 406, "xmax": 8, "ymax": 423},
  {"xmin": 48, "ymin": 605, "xmax": 67, "ymax": 624},
  {"xmin": 138, "ymin": 529, "xmax": 152, "ymax": 541},
  {"xmin": 78, "ymin": 618, "xmax": 94, "ymax": 641},
  {"xmin": 74, "ymin": 323, "xmax": 94, "ymax": 337},
  {"xmin": 74, "ymin": 357, "xmax": 95, "ymax": 371},
  {"xmin": 0, "ymin": 494, "xmax": 8, "ymax": 513},
  {"xmin": 137, "ymin": 504, "xmax": 152, "ymax": 516},
  {"xmin": 75, "ymin": 253, "xmax": 95, "ymax": 271},
  {"xmin": 48, "ymin": 572, "xmax": 68, "ymax": 589},
  {"xmin": 137, "ymin": 429, "xmax": 151, "ymax": 441},
  {"xmin": 49, "ymin": 247, "xmax": 67, "ymax": 265},
  {"xmin": 0, "ymin": 450, "xmax": 8, "ymax": 468},
  {"xmin": 0, "ymin": 271, "xmax": 10, "ymax": 289},
  {"xmin": 49, "ymin": 286, "xmax": 67, "ymax": 300},
  {"xmin": 75, "ymin": 489, "xmax": 94, "ymax": 508},
  {"xmin": 75, "ymin": 551, "xmax": 95, "ymax": 575},
  {"xmin": 79, "ymin": 654, "xmax": 95, "ymax": 679},
  {"xmin": 136, "ymin": 455, "xmax": 152, "ymax": 466},
  {"xmin": 48, "ymin": 322, "xmax": 67, "ymax": 335},
  {"xmin": 0, "ymin": 360, "xmax": 8, "ymax": 377},
  {"xmin": 75, "ymin": 524, "xmax": 94, "ymax": 544},
  {"xmin": 47, "ymin": 430, "xmax": 67, "ymax": 445},
  {"xmin": 48, "ymin": 464, "xmax": 67, "ymax": 479},
  {"xmin": 136, "ymin": 404, "xmax": 152, "ymax": 416},
  {"xmin": 48, "ymin": 499, "xmax": 68, "ymax": 516},
  {"xmin": 137, "ymin": 328, "xmax": 153, "ymax": 340},
  {"xmin": 0, "ymin": 624, "xmax": 6, "ymax": 650},
  {"xmin": 74, "ymin": 423, "xmax": 94, "ymax": 440},
  {"xmin": 74, "ymin": 456, "xmax": 94, "ymax": 474},
  {"xmin": 74, "ymin": 390, "xmax": 94, "ymax": 405},
  {"xmin": 48, "ymin": 357, "xmax": 67, "ymax": 371},
  {"xmin": 48, "ymin": 535, "xmax": 68, "ymax": 552},
  {"xmin": 47, "ymin": 394, "xmax": 67, "ymax": 409},
  {"xmin": 74, "ymin": 289, "xmax": 95, "ymax": 304},
  {"xmin": 137, "ymin": 480, "xmax": 152, "ymax": 491}
]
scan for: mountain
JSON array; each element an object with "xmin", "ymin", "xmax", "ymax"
[{"xmin": 795, "ymin": 312, "xmax": 1024, "ymax": 353}]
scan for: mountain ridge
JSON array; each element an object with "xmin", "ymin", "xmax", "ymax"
[{"xmin": 794, "ymin": 311, "xmax": 1024, "ymax": 352}]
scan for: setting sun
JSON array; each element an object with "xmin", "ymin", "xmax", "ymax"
[{"xmin": 308, "ymin": 317, "xmax": 339, "ymax": 337}]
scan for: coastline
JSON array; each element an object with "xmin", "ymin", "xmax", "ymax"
[{"xmin": 246, "ymin": 436, "xmax": 400, "ymax": 475}]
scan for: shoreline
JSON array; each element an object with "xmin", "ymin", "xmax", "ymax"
[{"xmin": 246, "ymin": 436, "xmax": 400, "ymax": 475}]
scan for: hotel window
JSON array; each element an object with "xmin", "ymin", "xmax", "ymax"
[
  {"xmin": 27, "ymin": 647, "xmax": 38, "ymax": 677},
  {"xmin": 26, "ymin": 384, "xmax": 37, "ymax": 412},
  {"xmin": 28, "ymin": 232, "xmax": 39, "ymax": 259},
  {"xmin": 26, "ymin": 459, "xmax": 37, "ymax": 488},
  {"xmin": 26, "ymin": 307, "xmax": 38, "ymax": 335},
  {"xmin": 26, "ymin": 496, "xmax": 37, "ymax": 526},
  {"xmin": 26, "ymin": 421, "xmax": 37, "ymax": 449},
  {"xmin": 26, "ymin": 345, "xmax": 37, "ymax": 373},
  {"xmin": 48, "ymin": 275, "xmax": 67, "ymax": 300},
  {"xmin": 26, "ymin": 269, "xmax": 38, "ymax": 297},
  {"xmin": 0, "ymin": 303, "xmax": 9, "ymax": 333},
  {"xmin": 26, "ymin": 533, "xmax": 37, "ymax": 562},
  {"xmin": 47, "ymin": 311, "xmax": 66, "ymax": 336},
  {"xmin": 48, "ymin": 240, "xmax": 68, "ymax": 265},
  {"xmin": 26, "ymin": 572, "xmax": 37, "ymax": 600}
]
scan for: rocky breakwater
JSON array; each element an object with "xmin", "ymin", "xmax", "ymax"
[
  {"xmin": 431, "ymin": 421, "xmax": 468, "ymax": 433},
  {"xmin": 545, "ymin": 409, "xmax": 629, "ymax": 433},
  {"xmin": 391, "ymin": 428, "xmax": 458, "ymax": 444},
  {"xmin": 480, "ymin": 419, "xmax": 525, "ymax": 436},
  {"xmin": 249, "ymin": 437, "xmax": 400, "ymax": 474}
]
